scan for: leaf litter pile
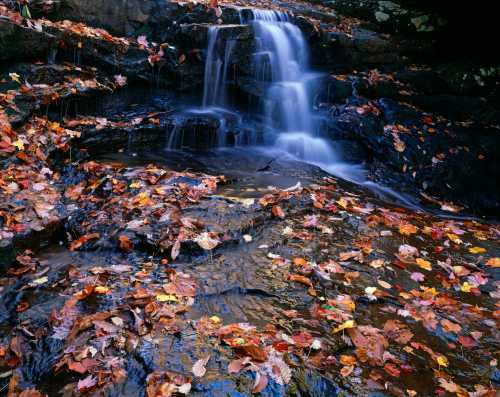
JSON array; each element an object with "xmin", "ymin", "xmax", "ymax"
[{"xmin": 1, "ymin": 147, "xmax": 499, "ymax": 396}]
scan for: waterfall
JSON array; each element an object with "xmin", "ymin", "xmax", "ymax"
[
  {"xmin": 202, "ymin": 27, "xmax": 224, "ymax": 108},
  {"xmin": 244, "ymin": 9, "xmax": 338, "ymax": 163},
  {"xmin": 202, "ymin": 26, "xmax": 237, "ymax": 108}
]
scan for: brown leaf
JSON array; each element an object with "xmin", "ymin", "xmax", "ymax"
[
  {"xmin": 118, "ymin": 235, "xmax": 133, "ymax": 252},
  {"xmin": 171, "ymin": 237, "xmax": 181, "ymax": 260},
  {"xmin": 383, "ymin": 363, "xmax": 401, "ymax": 377},
  {"xmin": 70, "ymin": 233, "xmax": 100, "ymax": 251},
  {"xmin": 235, "ymin": 345, "xmax": 268, "ymax": 362}
]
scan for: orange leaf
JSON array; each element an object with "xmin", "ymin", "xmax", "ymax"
[
  {"xmin": 118, "ymin": 235, "xmax": 133, "ymax": 252},
  {"xmin": 272, "ymin": 205, "xmax": 285, "ymax": 218},
  {"xmin": 289, "ymin": 274, "xmax": 313, "ymax": 287}
]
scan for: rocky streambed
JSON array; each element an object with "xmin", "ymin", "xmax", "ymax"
[{"xmin": 1, "ymin": 1, "xmax": 499, "ymax": 396}]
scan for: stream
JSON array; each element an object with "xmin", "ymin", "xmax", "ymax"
[{"xmin": 1, "ymin": 5, "xmax": 499, "ymax": 397}]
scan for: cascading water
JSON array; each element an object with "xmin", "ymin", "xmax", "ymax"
[
  {"xmin": 167, "ymin": 8, "xmax": 420, "ymax": 208},
  {"xmin": 243, "ymin": 9, "xmax": 337, "ymax": 163},
  {"xmin": 242, "ymin": 10, "xmax": 420, "ymax": 208}
]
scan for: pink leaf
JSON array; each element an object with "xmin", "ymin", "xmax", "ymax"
[
  {"xmin": 137, "ymin": 35, "xmax": 149, "ymax": 47},
  {"xmin": 410, "ymin": 272, "xmax": 425, "ymax": 282},
  {"xmin": 77, "ymin": 375, "xmax": 96, "ymax": 392},
  {"xmin": 192, "ymin": 355, "xmax": 210, "ymax": 377}
]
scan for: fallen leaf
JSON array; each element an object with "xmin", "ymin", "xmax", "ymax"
[
  {"xmin": 340, "ymin": 355, "xmax": 357, "ymax": 366},
  {"xmin": 289, "ymin": 274, "xmax": 313, "ymax": 287},
  {"xmin": 399, "ymin": 223, "xmax": 417, "ymax": 235},
  {"xmin": 118, "ymin": 235, "xmax": 133, "ymax": 252},
  {"xmin": 272, "ymin": 205, "xmax": 285, "ymax": 218},
  {"xmin": 137, "ymin": 35, "xmax": 149, "ymax": 47},
  {"xmin": 252, "ymin": 372, "xmax": 268, "ymax": 394},
  {"xmin": 468, "ymin": 246, "xmax": 486, "ymax": 254},
  {"xmin": 340, "ymin": 365, "xmax": 354, "ymax": 377},
  {"xmin": 332, "ymin": 320, "xmax": 355, "ymax": 334},
  {"xmin": 416, "ymin": 258, "xmax": 432, "ymax": 271},
  {"xmin": 486, "ymin": 257, "xmax": 500, "ymax": 267},
  {"xmin": 192, "ymin": 355, "xmax": 210, "ymax": 378},
  {"xmin": 195, "ymin": 232, "xmax": 219, "ymax": 250},
  {"xmin": 436, "ymin": 356, "xmax": 448, "ymax": 368},
  {"xmin": 410, "ymin": 272, "xmax": 425, "ymax": 282},
  {"xmin": 77, "ymin": 375, "xmax": 96, "ymax": 392}
]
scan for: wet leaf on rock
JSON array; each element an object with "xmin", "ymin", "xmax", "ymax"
[{"xmin": 192, "ymin": 355, "xmax": 210, "ymax": 378}]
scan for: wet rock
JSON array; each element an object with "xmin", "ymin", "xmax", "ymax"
[
  {"xmin": 324, "ymin": 98, "xmax": 500, "ymax": 214},
  {"xmin": 0, "ymin": 63, "xmax": 115, "ymax": 128},
  {"xmin": 0, "ymin": 18, "xmax": 55, "ymax": 61},
  {"xmin": 409, "ymin": 94, "xmax": 500, "ymax": 124},
  {"xmin": 313, "ymin": 27, "xmax": 400, "ymax": 69},
  {"xmin": 316, "ymin": 75, "xmax": 354, "ymax": 104},
  {"xmin": 317, "ymin": 0, "xmax": 444, "ymax": 34},
  {"xmin": 166, "ymin": 109, "xmax": 245, "ymax": 150},
  {"xmin": 55, "ymin": 0, "xmax": 242, "ymax": 40},
  {"xmin": 74, "ymin": 123, "xmax": 168, "ymax": 154}
]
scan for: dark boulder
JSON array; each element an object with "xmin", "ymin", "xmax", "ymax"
[{"xmin": 0, "ymin": 18, "xmax": 55, "ymax": 61}]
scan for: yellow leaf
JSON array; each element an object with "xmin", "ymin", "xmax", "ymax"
[
  {"xmin": 468, "ymin": 246, "xmax": 486, "ymax": 254},
  {"xmin": 399, "ymin": 222, "xmax": 417, "ymax": 235},
  {"xmin": 416, "ymin": 258, "xmax": 432, "ymax": 271},
  {"xmin": 332, "ymin": 320, "xmax": 355, "ymax": 334},
  {"xmin": 9, "ymin": 72, "xmax": 21, "ymax": 83},
  {"xmin": 446, "ymin": 233, "xmax": 462, "ymax": 244},
  {"xmin": 460, "ymin": 282, "xmax": 471, "ymax": 293},
  {"xmin": 336, "ymin": 197, "xmax": 348, "ymax": 209},
  {"xmin": 209, "ymin": 315, "xmax": 221, "ymax": 323},
  {"xmin": 156, "ymin": 294, "xmax": 177, "ymax": 302},
  {"xmin": 486, "ymin": 258, "xmax": 500, "ymax": 267},
  {"xmin": 436, "ymin": 356, "xmax": 448, "ymax": 367},
  {"xmin": 13, "ymin": 139, "xmax": 24, "ymax": 150},
  {"xmin": 94, "ymin": 286, "xmax": 110, "ymax": 294},
  {"xmin": 129, "ymin": 181, "xmax": 141, "ymax": 189}
]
